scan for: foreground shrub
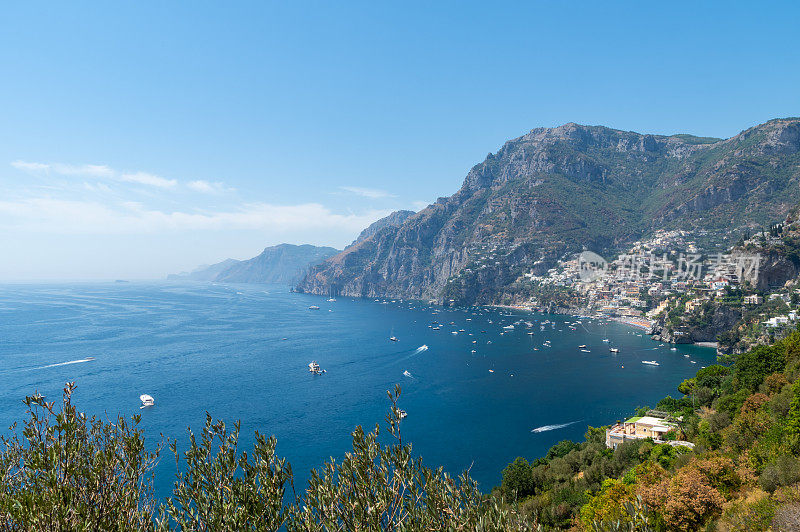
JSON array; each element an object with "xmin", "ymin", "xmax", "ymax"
[
  {"xmin": 0, "ymin": 383, "xmax": 160, "ymax": 531},
  {"xmin": 1, "ymin": 383, "xmax": 535, "ymax": 531}
]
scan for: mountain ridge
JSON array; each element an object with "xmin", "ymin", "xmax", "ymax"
[
  {"xmin": 169, "ymin": 243, "xmax": 339, "ymax": 285},
  {"xmin": 298, "ymin": 117, "xmax": 800, "ymax": 303}
]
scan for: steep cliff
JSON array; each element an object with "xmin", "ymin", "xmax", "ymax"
[{"xmin": 299, "ymin": 118, "xmax": 800, "ymax": 303}]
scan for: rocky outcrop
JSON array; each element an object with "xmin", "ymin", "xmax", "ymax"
[
  {"xmin": 299, "ymin": 118, "xmax": 800, "ymax": 303},
  {"xmin": 352, "ymin": 210, "xmax": 415, "ymax": 245},
  {"xmin": 650, "ymin": 305, "xmax": 742, "ymax": 344}
]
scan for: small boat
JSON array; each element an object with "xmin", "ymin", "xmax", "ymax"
[
  {"xmin": 670, "ymin": 347, "xmax": 677, "ymax": 351},
  {"xmin": 609, "ymin": 348, "xmax": 620, "ymax": 353},
  {"xmin": 581, "ymin": 349, "xmax": 591, "ymax": 353},
  {"xmin": 578, "ymin": 345, "xmax": 586, "ymax": 349},
  {"xmin": 139, "ymin": 394, "xmax": 155, "ymax": 409},
  {"xmin": 503, "ymin": 325, "xmax": 514, "ymax": 330},
  {"xmin": 308, "ymin": 305, "xmax": 320, "ymax": 310},
  {"xmin": 642, "ymin": 360, "xmax": 660, "ymax": 366},
  {"xmin": 403, "ymin": 370, "xmax": 412, "ymax": 378},
  {"xmin": 308, "ymin": 361, "xmax": 326, "ymax": 374},
  {"xmin": 327, "ymin": 298, "xmax": 336, "ymax": 302},
  {"xmin": 488, "ymin": 369, "xmax": 494, "ymax": 373},
  {"xmin": 399, "ymin": 410, "xmax": 408, "ymax": 419},
  {"xmin": 602, "ymin": 338, "xmax": 610, "ymax": 342},
  {"xmin": 471, "ymin": 349, "xmax": 477, "ymax": 353},
  {"xmin": 389, "ymin": 336, "xmax": 399, "ymax": 342}
]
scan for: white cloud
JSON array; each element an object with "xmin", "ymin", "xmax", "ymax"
[
  {"xmin": 120, "ymin": 171, "xmax": 177, "ymax": 188},
  {"xmin": 11, "ymin": 160, "xmax": 174, "ymax": 188},
  {"xmin": 188, "ymin": 180, "xmax": 231, "ymax": 194},
  {"xmin": 52, "ymin": 163, "xmax": 115, "ymax": 178},
  {"xmin": 11, "ymin": 160, "xmax": 50, "ymax": 172},
  {"xmin": 339, "ymin": 186, "xmax": 396, "ymax": 199},
  {"xmin": 411, "ymin": 200, "xmax": 430, "ymax": 211},
  {"xmin": 0, "ymin": 197, "xmax": 391, "ymax": 236}
]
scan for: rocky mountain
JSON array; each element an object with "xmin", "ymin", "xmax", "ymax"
[
  {"xmin": 169, "ymin": 244, "xmax": 339, "ymax": 285},
  {"xmin": 352, "ymin": 210, "xmax": 415, "ymax": 245},
  {"xmin": 298, "ymin": 118, "xmax": 800, "ymax": 303}
]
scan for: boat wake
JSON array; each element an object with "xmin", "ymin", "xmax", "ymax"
[
  {"xmin": 531, "ymin": 420, "xmax": 580, "ymax": 433},
  {"xmin": 413, "ymin": 345, "xmax": 428, "ymax": 354},
  {"xmin": 32, "ymin": 358, "xmax": 95, "ymax": 370}
]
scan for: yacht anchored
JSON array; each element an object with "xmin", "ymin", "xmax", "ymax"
[
  {"xmin": 308, "ymin": 305, "xmax": 320, "ymax": 310},
  {"xmin": 641, "ymin": 360, "xmax": 660, "ymax": 366},
  {"xmin": 389, "ymin": 336, "xmax": 399, "ymax": 342},
  {"xmin": 139, "ymin": 394, "xmax": 155, "ymax": 409},
  {"xmin": 308, "ymin": 361, "xmax": 326, "ymax": 374},
  {"xmin": 609, "ymin": 348, "xmax": 620, "ymax": 353}
]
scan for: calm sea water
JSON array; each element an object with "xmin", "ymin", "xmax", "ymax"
[{"xmin": 0, "ymin": 282, "xmax": 716, "ymax": 497}]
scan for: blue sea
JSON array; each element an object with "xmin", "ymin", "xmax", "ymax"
[{"xmin": 0, "ymin": 282, "xmax": 716, "ymax": 498}]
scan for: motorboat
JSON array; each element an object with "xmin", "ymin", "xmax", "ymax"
[
  {"xmin": 308, "ymin": 361, "xmax": 326, "ymax": 374},
  {"xmin": 389, "ymin": 336, "xmax": 399, "ymax": 342},
  {"xmin": 399, "ymin": 410, "xmax": 408, "ymax": 419},
  {"xmin": 642, "ymin": 360, "xmax": 660, "ymax": 366},
  {"xmin": 309, "ymin": 305, "xmax": 320, "ymax": 310},
  {"xmin": 140, "ymin": 394, "xmax": 155, "ymax": 408},
  {"xmin": 578, "ymin": 345, "xmax": 586, "ymax": 349},
  {"xmin": 610, "ymin": 348, "xmax": 620, "ymax": 353}
]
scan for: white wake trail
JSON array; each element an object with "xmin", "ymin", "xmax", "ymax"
[
  {"xmin": 531, "ymin": 420, "xmax": 580, "ymax": 433},
  {"xmin": 32, "ymin": 358, "xmax": 95, "ymax": 370}
]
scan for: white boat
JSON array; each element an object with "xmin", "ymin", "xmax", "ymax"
[
  {"xmin": 578, "ymin": 345, "xmax": 586, "ymax": 349},
  {"xmin": 403, "ymin": 370, "xmax": 412, "ymax": 378},
  {"xmin": 609, "ymin": 348, "xmax": 620, "ymax": 353},
  {"xmin": 670, "ymin": 347, "xmax": 677, "ymax": 351},
  {"xmin": 308, "ymin": 305, "xmax": 320, "ymax": 310},
  {"xmin": 327, "ymin": 298, "xmax": 336, "ymax": 302},
  {"xmin": 580, "ymin": 349, "xmax": 591, "ymax": 353},
  {"xmin": 642, "ymin": 360, "xmax": 660, "ymax": 366},
  {"xmin": 389, "ymin": 336, "xmax": 399, "ymax": 342},
  {"xmin": 308, "ymin": 361, "xmax": 326, "ymax": 374},
  {"xmin": 139, "ymin": 394, "xmax": 155, "ymax": 409},
  {"xmin": 503, "ymin": 325, "xmax": 514, "ymax": 330},
  {"xmin": 399, "ymin": 410, "xmax": 408, "ymax": 419},
  {"xmin": 602, "ymin": 338, "xmax": 610, "ymax": 342}
]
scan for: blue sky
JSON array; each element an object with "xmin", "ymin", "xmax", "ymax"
[{"xmin": 1, "ymin": 1, "xmax": 798, "ymax": 279}]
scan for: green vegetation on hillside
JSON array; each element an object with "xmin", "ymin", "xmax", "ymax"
[{"xmin": 496, "ymin": 330, "xmax": 800, "ymax": 530}]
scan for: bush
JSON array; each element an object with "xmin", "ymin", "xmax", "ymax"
[
  {"xmin": 0, "ymin": 383, "xmax": 160, "ymax": 530},
  {"xmin": 1, "ymin": 384, "xmax": 537, "ymax": 531},
  {"xmin": 502, "ymin": 457, "xmax": 536, "ymax": 500},
  {"xmin": 759, "ymin": 456, "xmax": 800, "ymax": 492}
]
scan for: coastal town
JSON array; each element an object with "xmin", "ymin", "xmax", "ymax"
[{"xmin": 516, "ymin": 228, "xmax": 800, "ymax": 353}]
